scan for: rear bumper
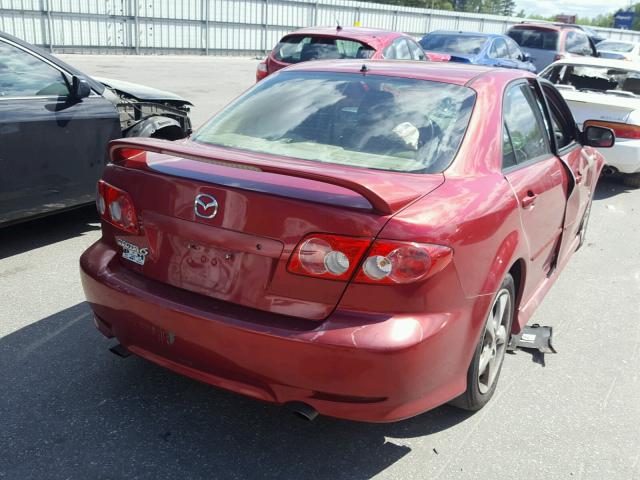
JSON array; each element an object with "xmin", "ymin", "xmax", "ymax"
[
  {"xmin": 80, "ymin": 240, "xmax": 474, "ymax": 422},
  {"xmin": 598, "ymin": 138, "xmax": 640, "ymax": 174}
]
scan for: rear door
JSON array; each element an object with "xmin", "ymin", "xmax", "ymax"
[
  {"xmin": 0, "ymin": 38, "xmax": 120, "ymax": 224},
  {"xmin": 502, "ymin": 80, "xmax": 568, "ymax": 287}
]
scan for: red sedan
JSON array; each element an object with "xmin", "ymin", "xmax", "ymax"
[
  {"xmin": 81, "ymin": 60, "xmax": 613, "ymax": 422},
  {"xmin": 256, "ymin": 26, "xmax": 428, "ymax": 81}
]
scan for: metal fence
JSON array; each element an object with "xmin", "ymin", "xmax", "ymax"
[{"xmin": 2, "ymin": 0, "xmax": 640, "ymax": 55}]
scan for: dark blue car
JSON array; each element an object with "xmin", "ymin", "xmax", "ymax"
[{"xmin": 419, "ymin": 31, "xmax": 536, "ymax": 73}]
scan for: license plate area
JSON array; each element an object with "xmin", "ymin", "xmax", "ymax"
[{"xmin": 175, "ymin": 241, "xmax": 242, "ymax": 296}]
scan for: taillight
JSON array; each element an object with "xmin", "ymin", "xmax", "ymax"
[
  {"xmin": 111, "ymin": 147, "xmax": 147, "ymax": 168},
  {"xmin": 256, "ymin": 61, "xmax": 268, "ymax": 82},
  {"xmin": 97, "ymin": 180, "xmax": 139, "ymax": 234},
  {"xmin": 584, "ymin": 120, "xmax": 640, "ymax": 140},
  {"xmin": 287, "ymin": 234, "xmax": 371, "ymax": 281},
  {"xmin": 354, "ymin": 240, "xmax": 452, "ymax": 284},
  {"xmin": 287, "ymin": 235, "xmax": 452, "ymax": 284}
]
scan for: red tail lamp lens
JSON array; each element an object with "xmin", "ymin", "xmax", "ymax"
[
  {"xmin": 111, "ymin": 148, "xmax": 147, "ymax": 168},
  {"xmin": 355, "ymin": 240, "xmax": 452, "ymax": 284},
  {"xmin": 288, "ymin": 234, "xmax": 371, "ymax": 281},
  {"xmin": 97, "ymin": 180, "xmax": 139, "ymax": 234}
]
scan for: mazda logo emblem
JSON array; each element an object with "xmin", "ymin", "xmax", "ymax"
[{"xmin": 194, "ymin": 194, "xmax": 219, "ymax": 219}]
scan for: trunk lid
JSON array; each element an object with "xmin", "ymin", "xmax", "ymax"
[
  {"xmin": 104, "ymin": 138, "xmax": 444, "ymax": 320},
  {"xmin": 560, "ymin": 89, "xmax": 640, "ymax": 126}
]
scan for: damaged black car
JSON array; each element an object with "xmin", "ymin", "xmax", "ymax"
[{"xmin": 0, "ymin": 31, "xmax": 192, "ymax": 226}]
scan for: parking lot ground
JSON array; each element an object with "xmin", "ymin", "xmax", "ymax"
[
  {"xmin": 1, "ymin": 56, "xmax": 640, "ymax": 479},
  {"xmin": 56, "ymin": 54, "xmax": 260, "ymax": 128}
]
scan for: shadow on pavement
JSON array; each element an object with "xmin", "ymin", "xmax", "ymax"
[
  {"xmin": 593, "ymin": 175, "xmax": 635, "ymax": 200},
  {"xmin": 0, "ymin": 303, "xmax": 474, "ymax": 480},
  {"xmin": 0, "ymin": 206, "xmax": 99, "ymax": 260}
]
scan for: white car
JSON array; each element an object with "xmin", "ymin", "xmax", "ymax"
[
  {"xmin": 596, "ymin": 40, "xmax": 640, "ymax": 62},
  {"xmin": 540, "ymin": 57, "xmax": 640, "ymax": 187}
]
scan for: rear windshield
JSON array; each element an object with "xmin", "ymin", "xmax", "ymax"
[
  {"xmin": 273, "ymin": 35, "xmax": 375, "ymax": 63},
  {"xmin": 419, "ymin": 34, "xmax": 487, "ymax": 55},
  {"xmin": 597, "ymin": 41, "xmax": 634, "ymax": 53},
  {"xmin": 193, "ymin": 71, "xmax": 476, "ymax": 174},
  {"xmin": 542, "ymin": 64, "xmax": 640, "ymax": 96},
  {"xmin": 508, "ymin": 28, "xmax": 559, "ymax": 51}
]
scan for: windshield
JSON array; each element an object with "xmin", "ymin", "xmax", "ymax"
[
  {"xmin": 419, "ymin": 34, "xmax": 487, "ymax": 55},
  {"xmin": 508, "ymin": 28, "xmax": 559, "ymax": 51},
  {"xmin": 273, "ymin": 35, "xmax": 375, "ymax": 63},
  {"xmin": 541, "ymin": 64, "xmax": 640, "ymax": 96},
  {"xmin": 193, "ymin": 71, "xmax": 476, "ymax": 174},
  {"xmin": 597, "ymin": 41, "xmax": 634, "ymax": 53}
]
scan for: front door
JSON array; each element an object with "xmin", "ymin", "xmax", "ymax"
[{"xmin": 0, "ymin": 38, "xmax": 120, "ymax": 224}]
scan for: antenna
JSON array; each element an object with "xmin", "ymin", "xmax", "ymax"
[{"xmin": 335, "ymin": 16, "xmax": 342, "ymax": 31}]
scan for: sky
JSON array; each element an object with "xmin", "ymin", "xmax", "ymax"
[{"xmin": 516, "ymin": 0, "xmax": 633, "ymax": 18}]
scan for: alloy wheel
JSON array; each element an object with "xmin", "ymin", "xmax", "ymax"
[{"xmin": 478, "ymin": 288, "xmax": 511, "ymax": 394}]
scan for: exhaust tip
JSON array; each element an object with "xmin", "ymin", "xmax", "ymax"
[
  {"xmin": 286, "ymin": 402, "xmax": 318, "ymax": 421},
  {"xmin": 602, "ymin": 166, "xmax": 618, "ymax": 176},
  {"xmin": 109, "ymin": 343, "xmax": 132, "ymax": 358}
]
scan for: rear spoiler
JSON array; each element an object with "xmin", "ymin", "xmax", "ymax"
[{"xmin": 108, "ymin": 138, "xmax": 430, "ymax": 215}]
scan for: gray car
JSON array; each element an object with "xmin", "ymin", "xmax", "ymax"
[
  {"xmin": 507, "ymin": 23, "xmax": 598, "ymax": 72},
  {"xmin": 0, "ymin": 32, "xmax": 192, "ymax": 226}
]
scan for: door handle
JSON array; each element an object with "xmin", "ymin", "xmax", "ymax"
[{"xmin": 521, "ymin": 191, "xmax": 537, "ymax": 208}]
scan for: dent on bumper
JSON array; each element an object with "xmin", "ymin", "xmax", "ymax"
[{"xmin": 80, "ymin": 240, "xmax": 472, "ymax": 422}]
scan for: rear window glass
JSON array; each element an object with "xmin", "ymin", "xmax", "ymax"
[
  {"xmin": 419, "ymin": 34, "xmax": 487, "ymax": 55},
  {"xmin": 597, "ymin": 41, "xmax": 634, "ymax": 53},
  {"xmin": 508, "ymin": 28, "xmax": 558, "ymax": 51},
  {"xmin": 542, "ymin": 64, "xmax": 640, "ymax": 96},
  {"xmin": 273, "ymin": 35, "xmax": 374, "ymax": 63},
  {"xmin": 193, "ymin": 71, "xmax": 476, "ymax": 174}
]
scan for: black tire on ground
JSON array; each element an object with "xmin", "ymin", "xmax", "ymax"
[
  {"xmin": 622, "ymin": 173, "xmax": 640, "ymax": 188},
  {"xmin": 449, "ymin": 273, "xmax": 515, "ymax": 411}
]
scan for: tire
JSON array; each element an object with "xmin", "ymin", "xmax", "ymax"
[
  {"xmin": 622, "ymin": 173, "xmax": 640, "ymax": 188},
  {"xmin": 450, "ymin": 274, "xmax": 515, "ymax": 411}
]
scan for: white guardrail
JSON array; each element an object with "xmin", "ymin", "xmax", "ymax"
[{"xmin": 2, "ymin": 0, "xmax": 640, "ymax": 55}]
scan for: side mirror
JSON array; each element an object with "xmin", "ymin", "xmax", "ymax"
[
  {"xmin": 583, "ymin": 124, "xmax": 615, "ymax": 148},
  {"xmin": 71, "ymin": 75, "xmax": 91, "ymax": 99}
]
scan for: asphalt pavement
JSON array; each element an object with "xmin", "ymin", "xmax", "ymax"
[{"xmin": 0, "ymin": 55, "xmax": 639, "ymax": 480}]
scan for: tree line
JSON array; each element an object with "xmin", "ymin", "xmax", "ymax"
[
  {"xmin": 359, "ymin": 0, "xmax": 517, "ymax": 17},
  {"xmin": 360, "ymin": 0, "xmax": 640, "ymax": 29}
]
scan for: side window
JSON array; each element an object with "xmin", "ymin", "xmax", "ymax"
[
  {"xmin": 407, "ymin": 39, "xmax": 426, "ymax": 61},
  {"xmin": 490, "ymin": 38, "xmax": 509, "ymax": 59},
  {"xmin": 502, "ymin": 83, "xmax": 551, "ymax": 166},
  {"xmin": 543, "ymin": 87, "xmax": 577, "ymax": 150},
  {"xmin": 503, "ymin": 125, "xmax": 517, "ymax": 168},
  {"xmin": 566, "ymin": 32, "xmax": 591, "ymax": 55},
  {"xmin": 0, "ymin": 41, "xmax": 70, "ymax": 98},
  {"xmin": 383, "ymin": 41, "xmax": 397, "ymax": 60},
  {"xmin": 393, "ymin": 39, "xmax": 412, "ymax": 60},
  {"xmin": 505, "ymin": 37, "xmax": 523, "ymax": 60}
]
